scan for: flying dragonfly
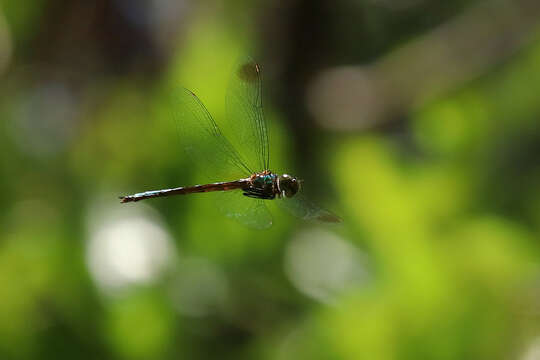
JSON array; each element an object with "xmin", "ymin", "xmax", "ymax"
[{"xmin": 120, "ymin": 57, "xmax": 341, "ymax": 229}]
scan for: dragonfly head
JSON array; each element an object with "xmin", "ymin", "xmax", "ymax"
[{"xmin": 278, "ymin": 174, "xmax": 300, "ymax": 198}]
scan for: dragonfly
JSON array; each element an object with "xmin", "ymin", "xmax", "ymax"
[{"xmin": 119, "ymin": 57, "xmax": 341, "ymax": 229}]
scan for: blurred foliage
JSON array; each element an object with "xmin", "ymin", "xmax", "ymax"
[{"xmin": 1, "ymin": 0, "xmax": 540, "ymax": 359}]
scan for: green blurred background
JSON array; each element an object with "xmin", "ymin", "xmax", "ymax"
[{"xmin": 1, "ymin": 0, "xmax": 540, "ymax": 359}]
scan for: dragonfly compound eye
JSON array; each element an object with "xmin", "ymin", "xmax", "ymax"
[{"xmin": 278, "ymin": 174, "xmax": 299, "ymax": 198}]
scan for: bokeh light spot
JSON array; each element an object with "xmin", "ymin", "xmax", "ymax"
[
  {"xmin": 86, "ymin": 201, "xmax": 175, "ymax": 294},
  {"xmin": 284, "ymin": 229, "xmax": 369, "ymax": 303}
]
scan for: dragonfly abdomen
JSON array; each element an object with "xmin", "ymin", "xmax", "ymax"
[{"xmin": 120, "ymin": 179, "xmax": 249, "ymax": 203}]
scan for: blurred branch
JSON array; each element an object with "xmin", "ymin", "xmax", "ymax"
[
  {"xmin": 0, "ymin": 10, "xmax": 12, "ymax": 76},
  {"xmin": 307, "ymin": 0, "xmax": 540, "ymax": 130}
]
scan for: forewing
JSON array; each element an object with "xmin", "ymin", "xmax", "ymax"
[
  {"xmin": 217, "ymin": 192, "xmax": 272, "ymax": 229},
  {"xmin": 224, "ymin": 56, "xmax": 269, "ymax": 172},
  {"xmin": 171, "ymin": 87, "xmax": 252, "ymax": 183},
  {"xmin": 277, "ymin": 192, "xmax": 342, "ymax": 223}
]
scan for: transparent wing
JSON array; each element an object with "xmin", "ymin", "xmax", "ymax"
[
  {"xmin": 171, "ymin": 87, "xmax": 253, "ymax": 183},
  {"xmin": 277, "ymin": 192, "xmax": 342, "ymax": 223},
  {"xmin": 217, "ymin": 192, "xmax": 272, "ymax": 229},
  {"xmin": 224, "ymin": 56, "xmax": 269, "ymax": 173}
]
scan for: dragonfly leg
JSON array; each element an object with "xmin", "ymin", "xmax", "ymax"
[{"xmin": 243, "ymin": 190, "xmax": 275, "ymax": 200}]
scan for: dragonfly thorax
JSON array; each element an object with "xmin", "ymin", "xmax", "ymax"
[{"xmin": 244, "ymin": 172, "xmax": 300, "ymax": 200}]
